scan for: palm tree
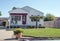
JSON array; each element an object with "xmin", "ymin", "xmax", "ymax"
[{"xmin": 30, "ymin": 15, "xmax": 43, "ymax": 28}]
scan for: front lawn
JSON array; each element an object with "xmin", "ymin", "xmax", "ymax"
[{"xmin": 13, "ymin": 28, "xmax": 60, "ymax": 37}]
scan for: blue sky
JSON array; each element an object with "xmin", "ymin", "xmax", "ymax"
[{"xmin": 0, "ymin": 0, "xmax": 60, "ymax": 17}]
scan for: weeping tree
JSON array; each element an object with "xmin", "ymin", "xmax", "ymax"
[{"xmin": 30, "ymin": 15, "xmax": 43, "ymax": 28}]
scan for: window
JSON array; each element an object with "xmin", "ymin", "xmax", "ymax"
[
  {"xmin": 31, "ymin": 19, "xmax": 33, "ymax": 22},
  {"xmin": 11, "ymin": 18, "xmax": 13, "ymax": 20},
  {"xmin": 39, "ymin": 24, "xmax": 41, "ymax": 27},
  {"xmin": 18, "ymin": 16, "xmax": 21, "ymax": 20},
  {"xmin": 11, "ymin": 16, "xmax": 14, "ymax": 24},
  {"xmin": 11, "ymin": 19, "xmax": 14, "ymax": 24},
  {"xmin": 15, "ymin": 16, "xmax": 21, "ymax": 21},
  {"xmin": 11, "ymin": 16, "xmax": 15, "ymax": 20},
  {"xmin": 11, "ymin": 16, "xmax": 21, "ymax": 24},
  {"xmin": 15, "ymin": 16, "xmax": 18, "ymax": 20}
]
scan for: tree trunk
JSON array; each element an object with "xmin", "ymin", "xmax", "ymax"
[{"xmin": 36, "ymin": 20, "xmax": 38, "ymax": 28}]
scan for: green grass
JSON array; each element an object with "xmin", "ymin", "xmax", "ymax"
[{"xmin": 14, "ymin": 28, "xmax": 60, "ymax": 37}]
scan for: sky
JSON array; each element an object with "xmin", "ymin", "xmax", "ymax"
[{"xmin": 0, "ymin": 0, "xmax": 60, "ymax": 17}]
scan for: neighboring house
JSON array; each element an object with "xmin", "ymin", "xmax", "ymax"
[
  {"xmin": 8, "ymin": 6, "xmax": 44, "ymax": 28},
  {"xmin": 44, "ymin": 21, "xmax": 54, "ymax": 27},
  {"xmin": 44, "ymin": 17, "xmax": 60, "ymax": 28},
  {"xmin": 0, "ymin": 17, "xmax": 9, "ymax": 27},
  {"xmin": 54, "ymin": 17, "xmax": 60, "ymax": 27}
]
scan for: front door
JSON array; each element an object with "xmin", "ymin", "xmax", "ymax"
[{"xmin": 22, "ymin": 15, "xmax": 26, "ymax": 24}]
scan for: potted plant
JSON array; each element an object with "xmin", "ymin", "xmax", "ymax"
[{"xmin": 13, "ymin": 29, "xmax": 23, "ymax": 39}]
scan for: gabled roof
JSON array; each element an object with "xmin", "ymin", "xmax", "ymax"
[
  {"xmin": 21, "ymin": 6, "xmax": 44, "ymax": 14},
  {"xmin": 9, "ymin": 8, "xmax": 28, "ymax": 13},
  {"xmin": 9, "ymin": 6, "xmax": 44, "ymax": 16}
]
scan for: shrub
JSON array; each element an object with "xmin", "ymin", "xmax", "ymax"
[
  {"xmin": 27, "ymin": 26, "xmax": 32, "ymax": 28},
  {"xmin": 39, "ymin": 26, "xmax": 45, "ymax": 28},
  {"xmin": 13, "ymin": 28, "xmax": 23, "ymax": 35}
]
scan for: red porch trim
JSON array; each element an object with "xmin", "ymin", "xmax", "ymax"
[{"xmin": 10, "ymin": 13, "xmax": 28, "ymax": 15}]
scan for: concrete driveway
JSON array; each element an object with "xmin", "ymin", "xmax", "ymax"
[{"xmin": 0, "ymin": 29, "xmax": 13, "ymax": 39}]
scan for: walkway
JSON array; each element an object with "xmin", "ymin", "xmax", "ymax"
[
  {"xmin": 0, "ymin": 29, "xmax": 13, "ymax": 39},
  {"xmin": 0, "ymin": 29, "xmax": 18, "ymax": 41}
]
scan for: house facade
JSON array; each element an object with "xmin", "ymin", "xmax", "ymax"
[
  {"xmin": 54, "ymin": 17, "xmax": 60, "ymax": 28},
  {"xmin": 9, "ymin": 6, "xmax": 44, "ymax": 28},
  {"xmin": 0, "ymin": 17, "xmax": 9, "ymax": 27}
]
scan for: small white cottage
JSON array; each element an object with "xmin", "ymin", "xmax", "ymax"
[{"xmin": 9, "ymin": 6, "xmax": 44, "ymax": 28}]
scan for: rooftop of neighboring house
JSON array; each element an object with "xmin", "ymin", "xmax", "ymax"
[
  {"xmin": 0, "ymin": 17, "xmax": 9, "ymax": 20},
  {"xmin": 55, "ymin": 17, "xmax": 60, "ymax": 21}
]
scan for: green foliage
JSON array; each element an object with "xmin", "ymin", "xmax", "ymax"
[
  {"xmin": 30, "ymin": 15, "xmax": 43, "ymax": 21},
  {"xmin": 13, "ymin": 28, "xmax": 23, "ymax": 35},
  {"xmin": 12, "ymin": 7, "xmax": 17, "ymax": 10},
  {"xmin": 0, "ymin": 11, "xmax": 2, "ymax": 16},
  {"xmin": 44, "ymin": 13, "xmax": 55, "ymax": 21}
]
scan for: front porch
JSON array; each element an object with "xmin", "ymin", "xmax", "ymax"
[{"xmin": 8, "ymin": 13, "xmax": 28, "ymax": 29}]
